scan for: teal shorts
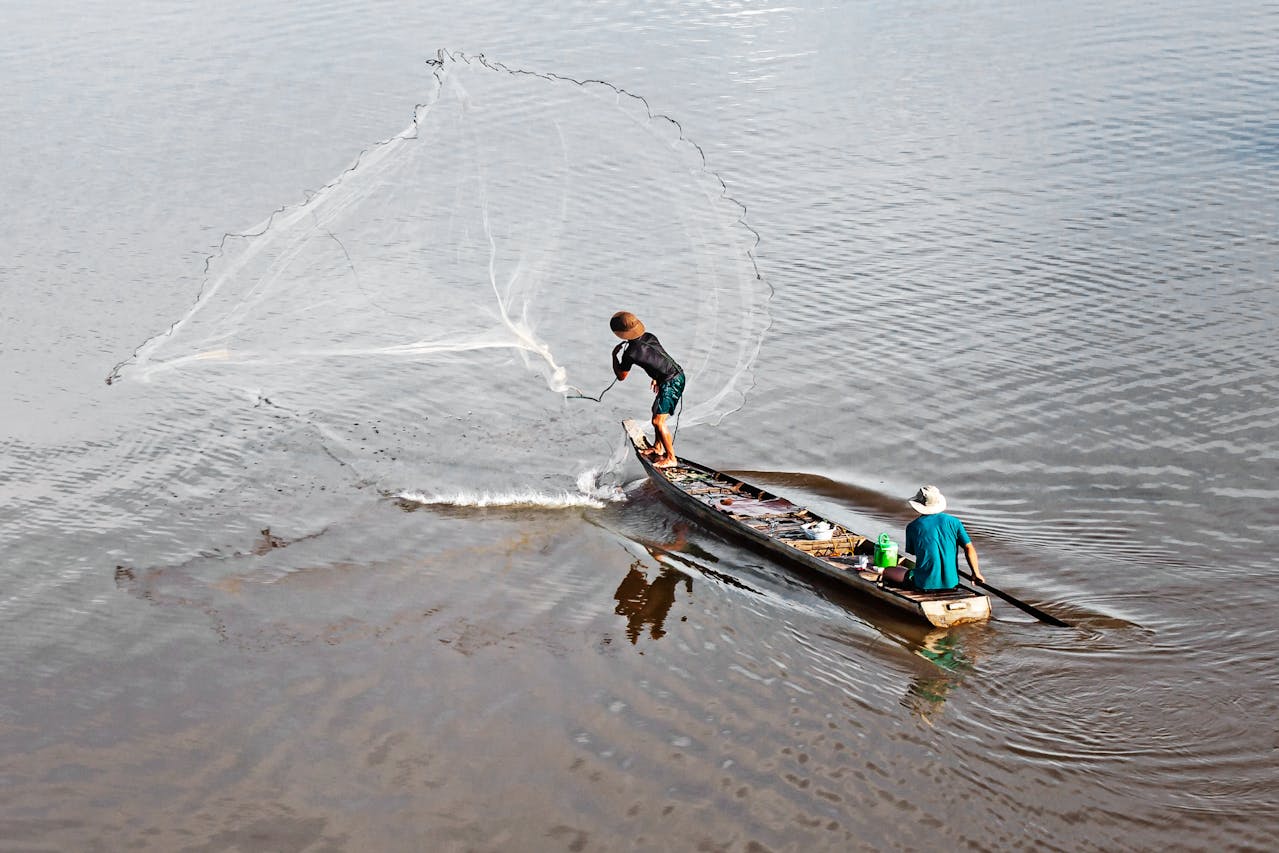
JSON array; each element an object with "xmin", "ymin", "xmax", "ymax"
[{"xmin": 653, "ymin": 372, "xmax": 685, "ymax": 417}]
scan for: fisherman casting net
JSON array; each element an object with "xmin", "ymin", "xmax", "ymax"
[{"xmin": 111, "ymin": 50, "xmax": 771, "ymax": 498}]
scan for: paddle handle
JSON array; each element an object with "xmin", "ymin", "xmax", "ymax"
[{"xmin": 963, "ymin": 573, "xmax": 1070, "ymax": 627}]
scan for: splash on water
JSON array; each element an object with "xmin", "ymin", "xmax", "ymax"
[
  {"xmin": 396, "ymin": 489, "xmax": 618, "ymax": 510},
  {"xmin": 108, "ymin": 50, "xmax": 771, "ymax": 495},
  {"xmin": 393, "ymin": 462, "xmax": 632, "ymax": 510}
]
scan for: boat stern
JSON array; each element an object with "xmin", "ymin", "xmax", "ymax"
[{"xmin": 920, "ymin": 592, "xmax": 992, "ymax": 627}]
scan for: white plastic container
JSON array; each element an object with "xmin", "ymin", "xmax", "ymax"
[{"xmin": 802, "ymin": 521, "xmax": 834, "ymax": 541}]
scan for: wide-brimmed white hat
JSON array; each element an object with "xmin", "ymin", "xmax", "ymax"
[{"xmin": 908, "ymin": 485, "xmax": 947, "ymax": 515}]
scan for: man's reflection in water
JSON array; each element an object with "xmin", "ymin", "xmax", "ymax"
[
  {"xmin": 613, "ymin": 521, "xmax": 695, "ymax": 644},
  {"xmin": 614, "ymin": 561, "xmax": 692, "ymax": 643},
  {"xmin": 901, "ymin": 630, "xmax": 977, "ymax": 724}
]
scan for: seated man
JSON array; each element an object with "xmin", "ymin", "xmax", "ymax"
[{"xmin": 904, "ymin": 485, "xmax": 986, "ymax": 590}]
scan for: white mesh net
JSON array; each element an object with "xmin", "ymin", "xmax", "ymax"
[{"xmin": 112, "ymin": 51, "xmax": 771, "ymax": 497}]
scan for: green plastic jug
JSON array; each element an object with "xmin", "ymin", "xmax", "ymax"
[{"xmin": 874, "ymin": 533, "xmax": 898, "ymax": 568}]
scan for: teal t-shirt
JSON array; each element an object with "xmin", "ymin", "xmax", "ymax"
[{"xmin": 904, "ymin": 512, "xmax": 971, "ymax": 590}]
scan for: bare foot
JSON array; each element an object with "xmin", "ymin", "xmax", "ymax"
[{"xmin": 653, "ymin": 456, "xmax": 679, "ymax": 469}]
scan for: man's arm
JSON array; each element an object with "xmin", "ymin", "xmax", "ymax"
[
  {"xmin": 962, "ymin": 542, "xmax": 984, "ymax": 583},
  {"xmin": 612, "ymin": 343, "xmax": 629, "ymax": 381}
]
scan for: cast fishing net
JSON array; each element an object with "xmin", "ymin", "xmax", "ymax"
[{"xmin": 110, "ymin": 50, "xmax": 771, "ymax": 498}]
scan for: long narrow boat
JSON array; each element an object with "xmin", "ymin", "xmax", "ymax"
[{"xmin": 622, "ymin": 420, "xmax": 991, "ymax": 628}]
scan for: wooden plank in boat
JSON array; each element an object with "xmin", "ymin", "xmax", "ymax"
[{"xmin": 786, "ymin": 535, "xmax": 865, "ymax": 554}]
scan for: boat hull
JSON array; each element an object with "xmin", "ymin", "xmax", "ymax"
[{"xmin": 622, "ymin": 420, "xmax": 991, "ymax": 628}]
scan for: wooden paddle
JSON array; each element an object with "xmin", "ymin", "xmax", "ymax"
[{"xmin": 964, "ymin": 574, "xmax": 1070, "ymax": 627}]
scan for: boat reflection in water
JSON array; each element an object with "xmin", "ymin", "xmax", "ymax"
[
  {"xmin": 605, "ymin": 508, "xmax": 988, "ymax": 722},
  {"xmin": 900, "ymin": 628, "xmax": 988, "ymax": 724}
]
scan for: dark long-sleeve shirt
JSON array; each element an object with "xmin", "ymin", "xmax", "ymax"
[{"xmin": 617, "ymin": 333, "xmax": 682, "ymax": 383}]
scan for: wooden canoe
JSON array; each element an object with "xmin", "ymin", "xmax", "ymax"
[{"xmin": 622, "ymin": 420, "xmax": 991, "ymax": 628}]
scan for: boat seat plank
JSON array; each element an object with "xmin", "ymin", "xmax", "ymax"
[
  {"xmin": 786, "ymin": 535, "xmax": 864, "ymax": 554},
  {"xmin": 892, "ymin": 588, "xmax": 979, "ymax": 602}
]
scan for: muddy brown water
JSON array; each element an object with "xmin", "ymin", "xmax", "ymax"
[{"xmin": 3, "ymin": 1, "xmax": 1277, "ymax": 850}]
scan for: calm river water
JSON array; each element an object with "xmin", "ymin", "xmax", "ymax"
[{"xmin": 3, "ymin": 1, "xmax": 1277, "ymax": 850}]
